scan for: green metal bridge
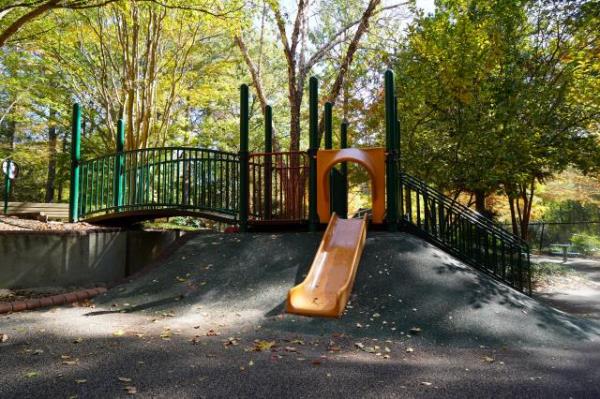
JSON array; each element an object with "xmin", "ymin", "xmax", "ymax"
[{"xmin": 68, "ymin": 71, "xmax": 531, "ymax": 294}]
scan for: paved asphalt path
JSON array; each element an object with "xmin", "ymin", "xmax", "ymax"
[
  {"xmin": 533, "ymin": 255, "xmax": 600, "ymax": 320},
  {"xmin": 1, "ymin": 232, "xmax": 600, "ymax": 398}
]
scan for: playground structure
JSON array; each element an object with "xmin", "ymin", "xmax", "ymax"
[{"xmin": 58, "ymin": 70, "xmax": 531, "ymax": 316}]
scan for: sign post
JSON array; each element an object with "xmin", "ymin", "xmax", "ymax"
[{"xmin": 2, "ymin": 159, "xmax": 19, "ymax": 215}]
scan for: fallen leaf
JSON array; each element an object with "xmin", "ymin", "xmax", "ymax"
[
  {"xmin": 0, "ymin": 334, "xmax": 8, "ymax": 343},
  {"xmin": 118, "ymin": 377, "xmax": 132, "ymax": 383},
  {"xmin": 113, "ymin": 330, "xmax": 125, "ymax": 337},
  {"xmin": 224, "ymin": 337, "xmax": 240, "ymax": 347},
  {"xmin": 73, "ymin": 338, "xmax": 83, "ymax": 344},
  {"xmin": 63, "ymin": 360, "xmax": 78, "ymax": 365},
  {"xmin": 124, "ymin": 386, "xmax": 137, "ymax": 395},
  {"xmin": 484, "ymin": 356, "xmax": 495, "ymax": 363},
  {"xmin": 248, "ymin": 360, "xmax": 254, "ymax": 367},
  {"xmin": 191, "ymin": 336, "xmax": 201, "ymax": 345},
  {"xmin": 75, "ymin": 379, "xmax": 87, "ymax": 384},
  {"xmin": 253, "ymin": 340, "xmax": 276, "ymax": 352},
  {"xmin": 32, "ymin": 349, "xmax": 44, "ymax": 355},
  {"xmin": 206, "ymin": 329, "xmax": 219, "ymax": 337},
  {"xmin": 160, "ymin": 329, "xmax": 172, "ymax": 340},
  {"xmin": 420, "ymin": 381, "xmax": 432, "ymax": 386},
  {"xmin": 406, "ymin": 347, "xmax": 414, "ymax": 353},
  {"xmin": 409, "ymin": 327, "xmax": 422, "ymax": 335},
  {"xmin": 284, "ymin": 346, "xmax": 297, "ymax": 352},
  {"xmin": 25, "ymin": 371, "xmax": 39, "ymax": 378}
]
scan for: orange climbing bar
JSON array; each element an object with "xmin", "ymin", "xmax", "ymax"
[{"xmin": 286, "ymin": 213, "xmax": 367, "ymax": 318}]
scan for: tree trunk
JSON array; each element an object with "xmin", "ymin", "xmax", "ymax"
[
  {"xmin": 474, "ymin": 190, "xmax": 486, "ymax": 215},
  {"xmin": 45, "ymin": 110, "xmax": 57, "ymax": 202},
  {"xmin": 57, "ymin": 133, "xmax": 68, "ymax": 202},
  {"xmin": 7, "ymin": 119, "xmax": 16, "ymax": 150}
]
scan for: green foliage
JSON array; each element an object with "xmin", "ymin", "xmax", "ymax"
[
  {"xmin": 531, "ymin": 261, "xmax": 575, "ymax": 285},
  {"xmin": 570, "ymin": 233, "xmax": 600, "ymax": 256},
  {"xmin": 544, "ymin": 200, "xmax": 600, "ymax": 223},
  {"xmin": 387, "ymin": 0, "xmax": 600, "ymax": 239}
]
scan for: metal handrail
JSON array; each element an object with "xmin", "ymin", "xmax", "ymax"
[
  {"xmin": 77, "ymin": 147, "xmax": 240, "ymax": 220},
  {"xmin": 399, "ymin": 172, "xmax": 531, "ymax": 293}
]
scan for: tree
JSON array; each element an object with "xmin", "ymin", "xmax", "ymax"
[
  {"xmin": 0, "ymin": 0, "xmax": 239, "ymax": 48},
  {"xmin": 393, "ymin": 0, "xmax": 600, "ymax": 239},
  {"xmin": 235, "ymin": 0, "xmax": 405, "ymax": 151}
]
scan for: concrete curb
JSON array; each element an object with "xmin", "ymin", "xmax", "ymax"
[{"xmin": 0, "ymin": 287, "xmax": 107, "ymax": 315}]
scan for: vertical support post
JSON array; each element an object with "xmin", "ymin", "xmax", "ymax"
[
  {"xmin": 385, "ymin": 70, "xmax": 398, "ymax": 231},
  {"xmin": 239, "ymin": 84, "xmax": 250, "ymax": 232},
  {"xmin": 340, "ymin": 121, "xmax": 348, "ymax": 218},
  {"xmin": 308, "ymin": 76, "xmax": 319, "ymax": 232},
  {"xmin": 324, "ymin": 102, "xmax": 333, "ymax": 150},
  {"xmin": 3, "ymin": 159, "xmax": 11, "ymax": 215},
  {"xmin": 395, "ymin": 96, "xmax": 403, "ymax": 224},
  {"xmin": 69, "ymin": 103, "xmax": 81, "ymax": 222},
  {"xmin": 114, "ymin": 119, "xmax": 125, "ymax": 210},
  {"xmin": 324, "ymin": 102, "xmax": 335, "ymax": 216},
  {"xmin": 264, "ymin": 105, "xmax": 273, "ymax": 220},
  {"xmin": 538, "ymin": 222, "xmax": 545, "ymax": 252}
]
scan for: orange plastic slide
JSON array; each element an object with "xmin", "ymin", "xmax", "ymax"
[{"xmin": 286, "ymin": 213, "xmax": 367, "ymax": 318}]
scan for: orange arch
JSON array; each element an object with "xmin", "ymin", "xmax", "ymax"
[{"xmin": 316, "ymin": 148, "xmax": 386, "ymax": 224}]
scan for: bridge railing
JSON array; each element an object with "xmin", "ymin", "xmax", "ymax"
[
  {"xmin": 248, "ymin": 151, "xmax": 309, "ymax": 222},
  {"xmin": 399, "ymin": 173, "xmax": 531, "ymax": 293},
  {"xmin": 78, "ymin": 147, "xmax": 239, "ymax": 220}
]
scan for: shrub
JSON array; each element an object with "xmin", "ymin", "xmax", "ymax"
[{"xmin": 570, "ymin": 233, "xmax": 600, "ymax": 256}]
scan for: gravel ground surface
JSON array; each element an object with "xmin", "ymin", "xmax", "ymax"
[
  {"xmin": 1, "ymin": 232, "xmax": 599, "ymax": 398},
  {"xmin": 0, "ymin": 215, "xmax": 106, "ymax": 232}
]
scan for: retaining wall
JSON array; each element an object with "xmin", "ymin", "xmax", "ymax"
[{"xmin": 0, "ymin": 229, "xmax": 183, "ymax": 288}]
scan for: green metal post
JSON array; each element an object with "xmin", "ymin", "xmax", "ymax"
[
  {"xmin": 114, "ymin": 119, "xmax": 125, "ymax": 210},
  {"xmin": 385, "ymin": 70, "xmax": 398, "ymax": 231},
  {"xmin": 339, "ymin": 121, "xmax": 348, "ymax": 218},
  {"xmin": 3, "ymin": 159, "xmax": 11, "ymax": 214},
  {"xmin": 324, "ymin": 102, "xmax": 333, "ymax": 150},
  {"xmin": 239, "ymin": 84, "xmax": 249, "ymax": 232},
  {"xmin": 264, "ymin": 105, "xmax": 273, "ymax": 220},
  {"xmin": 324, "ymin": 102, "xmax": 334, "ymax": 215},
  {"xmin": 69, "ymin": 103, "xmax": 82, "ymax": 222},
  {"xmin": 396, "ymin": 96, "xmax": 403, "ymax": 223},
  {"xmin": 308, "ymin": 77, "xmax": 319, "ymax": 232}
]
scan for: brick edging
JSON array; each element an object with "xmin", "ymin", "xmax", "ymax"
[
  {"xmin": 0, "ymin": 230, "xmax": 202, "ymax": 315},
  {"xmin": 0, "ymin": 287, "xmax": 107, "ymax": 315}
]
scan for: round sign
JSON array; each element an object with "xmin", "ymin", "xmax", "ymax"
[{"xmin": 2, "ymin": 160, "xmax": 19, "ymax": 179}]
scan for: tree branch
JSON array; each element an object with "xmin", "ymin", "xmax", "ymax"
[
  {"xmin": 317, "ymin": 0, "xmax": 382, "ymax": 141},
  {"xmin": 234, "ymin": 35, "xmax": 268, "ymax": 112},
  {"xmin": 302, "ymin": 2, "xmax": 405, "ymax": 75}
]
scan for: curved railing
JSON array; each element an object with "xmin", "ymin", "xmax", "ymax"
[
  {"xmin": 399, "ymin": 173, "xmax": 531, "ymax": 293},
  {"xmin": 77, "ymin": 147, "xmax": 239, "ymax": 221}
]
